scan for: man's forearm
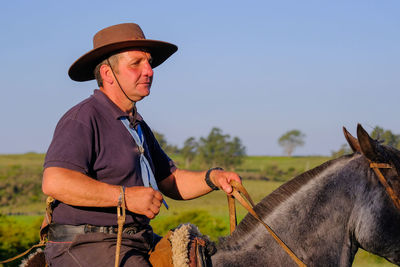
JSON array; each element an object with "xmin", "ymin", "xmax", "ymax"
[
  {"xmin": 42, "ymin": 167, "xmax": 120, "ymax": 207},
  {"xmin": 172, "ymin": 169, "xmax": 212, "ymax": 200},
  {"xmin": 159, "ymin": 168, "xmax": 241, "ymax": 200}
]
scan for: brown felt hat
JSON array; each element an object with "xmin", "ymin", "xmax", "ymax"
[{"xmin": 68, "ymin": 23, "xmax": 178, "ymax": 82}]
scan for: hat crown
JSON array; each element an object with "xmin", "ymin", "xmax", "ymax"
[{"xmin": 93, "ymin": 23, "xmax": 146, "ymax": 49}]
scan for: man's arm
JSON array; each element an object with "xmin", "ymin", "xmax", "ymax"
[
  {"xmin": 158, "ymin": 168, "xmax": 241, "ymax": 200},
  {"xmin": 42, "ymin": 167, "xmax": 163, "ymax": 219}
]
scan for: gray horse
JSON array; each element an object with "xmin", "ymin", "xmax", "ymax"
[{"xmin": 212, "ymin": 124, "xmax": 400, "ymax": 266}]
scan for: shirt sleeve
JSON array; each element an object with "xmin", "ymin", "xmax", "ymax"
[
  {"xmin": 140, "ymin": 122, "xmax": 177, "ymax": 182},
  {"xmin": 44, "ymin": 117, "xmax": 94, "ymax": 175}
]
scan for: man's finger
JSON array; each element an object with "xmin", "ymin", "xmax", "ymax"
[
  {"xmin": 220, "ymin": 180, "xmax": 233, "ymax": 194},
  {"xmin": 145, "ymin": 211, "xmax": 156, "ymax": 219},
  {"xmin": 154, "ymin": 190, "xmax": 163, "ymax": 200},
  {"xmin": 152, "ymin": 198, "xmax": 162, "ymax": 207},
  {"xmin": 224, "ymin": 185, "xmax": 233, "ymax": 194},
  {"xmin": 149, "ymin": 204, "xmax": 160, "ymax": 215},
  {"xmin": 228, "ymin": 173, "xmax": 242, "ymax": 183}
]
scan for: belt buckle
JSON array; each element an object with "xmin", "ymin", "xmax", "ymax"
[
  {"xmin": 84, "ymin": 224, "xmax": 95, "ymax": 233},
  {"xmin": 123, "ymin": 224, "xmax": 139, "ymax": 235},
  {"xmin": 101, "ymin": 226, "xmax": 113, "ymax": 234}
]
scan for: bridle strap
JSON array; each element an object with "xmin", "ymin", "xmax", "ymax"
[
  {"xmin": 115, "ymin": 186, "xmax": 126, "ymax": 267},
  {"xmin": 227, "ymin": 194, "xmax": 237, "ymax": 234},
  {"xmin": 228, "ymin": 181, "xmax": 307, "ymax": 267},
  {"xmin": 370, "ymin": 162, "xmax": 392, "ymax": 169},
  {"xmin": 370, "ymin": 162, "xmax": 400, "ymax": 211}
]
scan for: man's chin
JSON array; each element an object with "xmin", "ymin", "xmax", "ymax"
[
  {"xmin": 135, "ymin": 90, "xmax": 150, "ymax": 101},
  {"xmin": 142, "ymin": 89, "xmax": 150, "ymax": 98}
]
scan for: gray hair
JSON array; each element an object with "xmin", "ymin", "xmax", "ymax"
[{"xmin": 94, "ymin": 54, "xmax": 120, "ymax": 87}]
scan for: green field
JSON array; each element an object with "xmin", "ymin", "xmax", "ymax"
[{"xmin": 0, "ymin": 154, "xmax": 396, "ymax": 266}]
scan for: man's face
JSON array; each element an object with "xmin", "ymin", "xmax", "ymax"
[{"xmin": 113, "ymin": 49, "xmax": 154, "ymax": 102}]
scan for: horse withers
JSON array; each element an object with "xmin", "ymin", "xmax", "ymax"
[{"xmin": 212, "ymin": 124, "xmax": 400, "ymax": 266}]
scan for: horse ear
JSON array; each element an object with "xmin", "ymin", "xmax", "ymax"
[
  {"xmin": 357, "ymin": 124, "xmax": 380, "ymax": 162},
  {"xmin": 343, "ymin": 127, "xmax": 361, "ymax": 152}
]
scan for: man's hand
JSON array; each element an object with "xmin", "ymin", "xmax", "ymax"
[
  {"xmin": 125, "ymin": 186, "xmax": 163, "ymax": 219},
  {"xmin": 210, "ymin": 170, "xmax": 242, "ymax": 194}
]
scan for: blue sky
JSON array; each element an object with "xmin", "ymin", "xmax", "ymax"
[{"xmin": 1, "ymin": 1, "xmax": 399, "ymax": 156}]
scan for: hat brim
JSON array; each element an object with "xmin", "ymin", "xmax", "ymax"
[{"xmin": 68, "ymin": 39, "xmax": 178, "ymax": 82}]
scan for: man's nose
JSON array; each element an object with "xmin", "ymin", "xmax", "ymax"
[{"xmin": 143, "ymin": 61, "xmax": 154, "ymax": 77}]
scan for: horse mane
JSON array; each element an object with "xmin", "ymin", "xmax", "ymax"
[
  {"xmin": 375, "ymin": 144, "xmax": 400, "ymax": 198},
  {"xmin": 218, "ymin": 154, "xmax": 354, "ymax": 249},
  {"xmin": 378, "ymin": 144, "xmax": 400, "ymax": 176}
]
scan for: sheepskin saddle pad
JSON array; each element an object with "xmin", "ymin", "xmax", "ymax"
[
  {"xmin": 149, "ymin": 223, "xmax": 216, "ymax": 267},
  {"xmin": 19, "ymin": 248, "xmax": 45, "ymax": 267}
]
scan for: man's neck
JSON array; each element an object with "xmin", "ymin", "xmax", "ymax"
[{"xmin": 100, "ymin": 87, "xmax": 135, "ymax": 115}]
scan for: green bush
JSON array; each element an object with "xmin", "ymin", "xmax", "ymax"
[
  {"xmin": 0, "ymin": 214, "xmax": 42, "ymax": 266},
  {"xmin": 151, "ymin": 210, "xmax": 227, "ymax": 242},
  {"xmin": 0, "ymin": 164, "xmax": 44, "ymax": 208}
]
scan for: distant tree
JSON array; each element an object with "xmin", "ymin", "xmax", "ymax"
[
  {"xmin": 370, "ymin": 126, "xmax": 384, "ymax": 140},
  {"xmin": 152, "ymin": 130, "xmax": 179, "ymax": 154},
  {"xmin": 370, "ymin": 126, "xmax": 400, "ymax": 149},
  {"xmin": 153, "ymin": 131, "xmax": 167, "ymax": 148},
  {"xmin": 225, "ymin": 136, "xmax": 246, "ymax": 169},
  {"xmin": 181, "ymin": 137, "xmax": 198, "ymax": 168},
  {"xmin": 278, "ymin": 130, "xmax": 305, "ymax": 156},
  {"xmin": 198, "ymin": 127, "xmax": 246, "ymax": 170},
  {"xmin": 331, "ymin": 144, "xmax": 352, "ymax": 159}
]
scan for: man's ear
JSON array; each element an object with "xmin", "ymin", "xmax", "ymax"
[{"xmin": 100, "ymin": 64, "xmax": 114, "ymax": 85}]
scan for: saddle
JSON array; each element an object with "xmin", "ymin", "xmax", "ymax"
[{"xmin": 149, "ymin": 223, "xmax": 216, "ymax": 267}]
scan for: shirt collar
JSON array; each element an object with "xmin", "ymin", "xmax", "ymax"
[{"xmin": 92, "ymin": 89, "xmax": 144, "ymax": 124}]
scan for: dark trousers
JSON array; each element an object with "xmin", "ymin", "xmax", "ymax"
[{"xmin": 44, "ymin": 229, "xmax": 154, "ymax": 266}]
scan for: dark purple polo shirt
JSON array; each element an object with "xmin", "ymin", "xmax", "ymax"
[{"xmin": 44, "ymin": 89, "xmax": 176, "ymax": 226}]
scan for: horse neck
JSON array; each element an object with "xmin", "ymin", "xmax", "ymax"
[{"xmin": 213, "ymin": 155, "xmax": 364, "ymax": 267}]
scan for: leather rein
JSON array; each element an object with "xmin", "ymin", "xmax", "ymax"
[
  {"xmin": 227, "ymin": 164, "xmax": 400, "ymax": 267},
  {"xmin": 369, "ymin": 162, "xmax": 400, "ymax": 211}
]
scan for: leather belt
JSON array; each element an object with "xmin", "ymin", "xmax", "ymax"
[{"xmin": 48, "ymin": 223, "xmax": 147, "ymax": 242}]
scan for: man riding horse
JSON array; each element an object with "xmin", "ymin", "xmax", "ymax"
[{"xmin": 42, "ymin": 22, "xmax": 242, "ymax": 266}]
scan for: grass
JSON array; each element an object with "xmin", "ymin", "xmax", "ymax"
[
  {"xmin": 237, "ymin": 155, "xmax": 331, "ymax": 181},
  {"xmin": 0, "ymin": 153, "xmax": 46, "ymax": 213},
  {"xmin": 0, "ymin": 153, "xmax": 45, "ymax": 168},
  {"xmin": 11, "ymin": 215, "xmax": 42, "ymax": 225},
  {"xmin": 240, "ymin": 155, "xmax": 329, "ymax": 171},
  {"xmin": 354, "ymin": 250, "xmax": 396, "ymax": 267}
]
